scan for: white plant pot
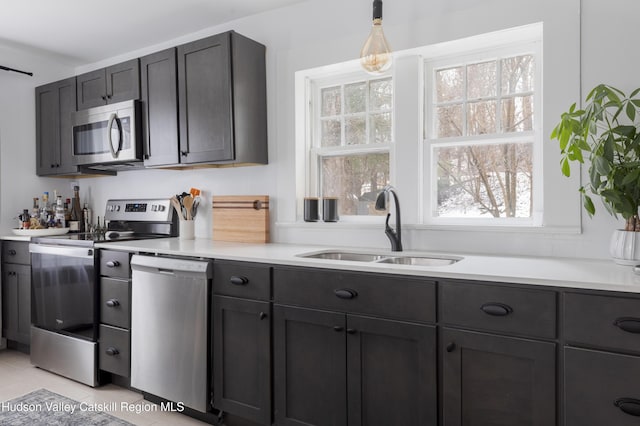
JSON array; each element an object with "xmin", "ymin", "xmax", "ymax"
[{"xmin": 609, "ymin": 229, "xmax": 640, "ymax": 265}]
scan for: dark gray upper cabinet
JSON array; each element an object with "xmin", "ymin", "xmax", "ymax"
[
  {"xmin": 76, "ymin": 59, "xmax": 140, "ymax": 110},
  {"xmin": 35, "ymin": 77, "xmax": 77, "ymax": 176},
  {"xmin": 177, "ymin": 31, "xmax": 267, "ymax": 165},
  {"xmin": 140, "ymin": 48, "xmax": 179, "ymax": 167}
]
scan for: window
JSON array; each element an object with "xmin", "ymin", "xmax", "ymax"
[
  {"xmin": 296, "ymin": 24, "xmax": 544, "ymax": 228},
  {"xmin": 308, "ymin": 74, "xmax": 393, "ymax": 217},
  {"xmin": 425, "ymin": 44, "xmax": 541, "ymax": 224}
]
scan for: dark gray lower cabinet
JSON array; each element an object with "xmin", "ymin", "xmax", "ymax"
[
  {"xmin": 565, "ymin": 347, "xmax": 640, "ymax": 426},
  {"xmin": 2, "ymin": 263, "xmax": 31, "ymax": 345},
  {"xmin": 274, "ymin": 304, "xmax": 436, "ymax": 426},
  {"xmin": 213, "ymin": 295, "xmax": 271, "ymax": 425},
  {"xmin": 274, "ymin": 305, "xmax": 346, "ymax": 426},
  {"xmin": 346, "ymin": 314, "xmax": 436, "ymax": 426},
  {"xmin": 441, "ymin": 328, "xmax": 556, "ymax": 426}
]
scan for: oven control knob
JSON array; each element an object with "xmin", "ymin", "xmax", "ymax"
[
  {"xmin": 158, "ymin": 205, "xmax": 166, "ymax": 211},
  {"xmin": 115, "ymin": 205, "xmax": 121, "ymax": 211}
]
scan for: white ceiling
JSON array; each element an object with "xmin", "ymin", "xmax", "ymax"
[{"xmin": 0, "ymin": 0, "xmax": 308, "ymax": 65}]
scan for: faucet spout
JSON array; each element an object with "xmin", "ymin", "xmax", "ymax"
[{"xmin": 375, "ymin": 186, "xmax": 402, "ymax": 252}]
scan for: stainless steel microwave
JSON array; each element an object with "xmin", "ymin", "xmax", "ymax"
[{"xmin": 71, "ymin": 99, "xmax": 142, "ymax": 166}]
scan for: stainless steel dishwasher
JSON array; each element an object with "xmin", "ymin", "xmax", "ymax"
[{"xmin": 130, "ymin": 254, "xmax": 212, "ymax": 413}]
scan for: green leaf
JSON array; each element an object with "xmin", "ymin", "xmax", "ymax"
[
  {"xmin": 561, "ymin": 157, "xmax": 571, "ymax": 177},
  {"xmin": 627, "ymin": 101, "xmax": 637, "ymax": 121},
  {"xmin": 589, "ymin": 164, "xmax": 601, "ymax": 188},
  {"xmin": 612, "ymin": 125, "xmax": 636, "ymax": 138},
  {"xmin": 583, "ymin": 194, "xmax": 595, "ymax": 217},
  {"xmin": 604, "ymin": 86, "xmax": 623, "ymax": 105},
  {"xmin": 594, "ymin": 156, "xmax": 611, "ymax": 175},
  {"xmin": 622, "ymin": 168, "xmax": 640, "ymax": 185}
]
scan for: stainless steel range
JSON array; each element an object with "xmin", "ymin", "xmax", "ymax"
[{"xmin": 29, "ymin": 198, "xmax": 177, "ymax": 386}]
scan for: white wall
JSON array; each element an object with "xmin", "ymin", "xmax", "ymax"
[
  {"xmin": 0, "ymin": 42, "xmax": 76, "ymax": 231},
  {"xmin": 0, "ymin": 0, "xmax": 636, "ymax": 260}
]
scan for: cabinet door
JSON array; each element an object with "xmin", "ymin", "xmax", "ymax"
[
  {"xmin": 274, "ymin": 305, "xmax": 346, "ymax": 426},
  {"xmin": 565, "ymin": 347, "xmax": 640, "ymax": 426},
  {"xmin": 2, "ymin": 263, "xmax": 31, "ymax": 345},
  {"xmin": 177, "ymin": 32, "xmax": 234, "ymax": 164},
  {"xmin": 2, "ymin": 265, "xmax": 18, "ymax": 341},
  {"xmin": 346, "ymin": 315, "xmax": 437, "ymax": 426},
  {"xmin": 140, "ymin": 48, "xmax": 179, "ymax": 167},
  {"xmin": 441, "ymin": 328, "xmax": 556, "ymax": 426},
  {"xmin": 35, "ymin": 77, "xmax": 76, "ymax": 176},
  {"xmin": 213, "ymin": 296, "xmax": 271, "ymax": 425},
  {"xmin": 106, "ymin": 59, "xmax": 140, "ymax": 104},
  {"xmin": 77, "ymin": 68, "xmax": 107, "ymax": 109},
  {"xmin": 57, "ymin": 77, "xmax": 77, "ymax": 174}
]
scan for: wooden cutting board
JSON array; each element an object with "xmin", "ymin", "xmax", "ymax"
[{"xmin": 212, "ymin": 195, "xmax": 270, "ymax": 243}]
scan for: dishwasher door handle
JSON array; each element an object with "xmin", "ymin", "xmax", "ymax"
[
  {"xmin": 131, "ymin": 255, "xmax": 212, "ymax": 277},
  {"xmin": 29, "ymin": 244, "xmax": 94, "ymax": 259}
]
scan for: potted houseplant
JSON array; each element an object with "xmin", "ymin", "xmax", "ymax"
[{"xmin": 551, "ymin": 84, "xmax": 640, "ymax": 264}]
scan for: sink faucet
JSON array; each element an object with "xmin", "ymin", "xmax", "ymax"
[{"xmin": 375, "ymin": 185, "xmax": 402, "ymax": 252}]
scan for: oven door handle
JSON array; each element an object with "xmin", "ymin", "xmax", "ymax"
[{"xmin": 29, "ymin": 244, "xmax": 94, "ymax": 259}]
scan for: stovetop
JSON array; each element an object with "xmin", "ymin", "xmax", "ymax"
[
  {"xmin": 32, "ymin": 232, "xmax": 170, "ymax": 247},
  {"xmin": 31, "ymin": 198, "xmax": 178, "ymax": 247}
]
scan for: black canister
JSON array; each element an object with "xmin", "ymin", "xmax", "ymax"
[
  {"xmin": 323, "ymin": 198, "xmax": 339, "ymax": 222},
  {"xmin": 303, "ymin": 197, "xmax": 320, "ymax": 222}
]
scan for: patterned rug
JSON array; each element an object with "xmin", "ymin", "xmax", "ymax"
[{"xmin": 0, "ymin": 389, "xmax": 134, "ymax": 425}]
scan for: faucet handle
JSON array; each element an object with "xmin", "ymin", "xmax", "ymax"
[{"xmin": 385, "ymin": 212, "xmax": 392, "ymax": 229}]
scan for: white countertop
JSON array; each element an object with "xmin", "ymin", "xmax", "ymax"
[
  {"xmin": 93, "ymin": 238, "xmax": 640, "ymax": 294},
  {"xmin": 1, "ymin": 235, "xmax": 31, "ymax": 242}
]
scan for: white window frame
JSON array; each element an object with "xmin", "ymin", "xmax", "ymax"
[
  {"xmin": 294, "ymin": 23, "xmax": 554, "ymax": 231},
  {"xmin": 302, "ymin": 65, "xmax": 395, "ymax": 223},
  {"xmin": 423, "ymin": 38, "xmax": 543, "ymax": 227}
]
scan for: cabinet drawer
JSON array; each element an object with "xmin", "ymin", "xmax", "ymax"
[
  {"xmin": 99, "ymin": 324, "xmax": 130, "ymax": 377},
  {"xmin": 565, "ymin": 292, "xmax": 640, "ymax": 353},
  {"xmin": 440, "ymin": 281, "xmax": 556, "ymax": 339},
  {"xmin": 274, "ymin": 267, "xmax": 435, "ymax": 323},
  {"xmin": 214, "ymin": 260, "xmax": 270, "ymax": 301},
  {"xmin": 100, "ymin": 250, "xmax": 131, "ymax": 279},
  {"xmin": 565, "ymin": 347, "xmax": 640, "ymax": 426},
  {"xmin": 100, "ymin": 278, "xmax": 130, "ymax": 329},
  {"xmin": 3, "ymin": 241, "xmax": 30, "ymax": 265}
]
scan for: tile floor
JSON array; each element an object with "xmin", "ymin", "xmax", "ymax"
[{"xmin": 0, "ymin": 349, "xmax": 209, "ymax": 425}]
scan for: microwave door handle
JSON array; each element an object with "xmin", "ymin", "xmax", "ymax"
[{"xmin": 107, "ymin": 113, "xmax": 122, "ymax": 159}]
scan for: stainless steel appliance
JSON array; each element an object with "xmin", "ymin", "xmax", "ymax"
[
  {"xmin": 29, "ymin": 198, "xmax": 177, "ymax": 387},
  {"xmin": 71, "ymin": 100, "xmax": 142, "ymax": 167},
  {"xmin": 130, "ymin": 255, "xmax": 212, "ymax": 413}
]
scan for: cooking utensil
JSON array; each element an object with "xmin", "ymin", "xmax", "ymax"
[
  {"xmin": 170, "ymin": 196, "xmax": 184, "ymax": 220},
  {"xmin": 183, "ymin": 195, "xmax": 195, "ymax": 220}
]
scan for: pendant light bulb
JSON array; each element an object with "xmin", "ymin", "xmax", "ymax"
[{"xmin": 360, "ymin": 0, "xmax": 392, "ymax": 74}]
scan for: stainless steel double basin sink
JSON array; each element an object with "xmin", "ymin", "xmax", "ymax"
[{"xmin": 297, "ymin": 250, "xmax": 462, "ymax": 267}]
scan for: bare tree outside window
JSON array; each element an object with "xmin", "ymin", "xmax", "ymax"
[
  {"xmin": 432, "ymin": 54, "xmax": 535, "ymax": 219},
  {"xmin": 314, "ymin": 77, "xmax": 392, "ymax": 216}
]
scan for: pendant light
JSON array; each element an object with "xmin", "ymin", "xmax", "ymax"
[{"xmin": 360, "ymin": 0, "xmax": 392, "ymax": 74}]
